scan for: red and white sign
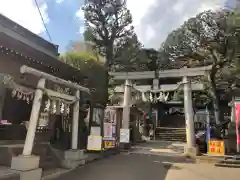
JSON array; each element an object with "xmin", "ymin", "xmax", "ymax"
[
  {"xmin": 104, "ymin": 123, "xmax": 113, "ymax": 138},
  {"xmin": 235, "ymin": 103, "xmax": 240, "ymax": 144}
]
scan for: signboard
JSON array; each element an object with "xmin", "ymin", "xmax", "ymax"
[
  {"xmin": 104, "ymin": 123, "xmax": 113, "ymax": 138},
  {"xmin": 208, "ymin": 140, "xmax": 225, "ymax": 156},
  {"xmin": 87, "ymin": 136, "xmax": 102, "ymax": 151},
  {"xmin": 120, "ymin": 129, "xmax": 130, "ymax": 143},
  {"xmin": 235, "ymin": 103, "xmax": 240, "ymax": 145},
  {"xmin": 104, "ymin": 140, "xmax": 115, "ymax": 149}
]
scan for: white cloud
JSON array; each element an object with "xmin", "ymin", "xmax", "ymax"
[
  {"xmin": 127, "ymin": 0, "xmax": 227, "ymax": 48},
  {"xmin": 0, "ymin": 0, "xmax": 49, "ymax": 34},
  {"xmin": 76, "ymin": 7, "xmax": 85, "ymax": 21},
  {"xmin": 56, "ymin": 0, "xmax": 65, "ymax": 4},
  {"xmin": 79, "ymin": 26, "xmax": 85, "ymax": 34},
  {"xmin": 76, "ymin": 0, "xmax": 228, "ymax": 48}
]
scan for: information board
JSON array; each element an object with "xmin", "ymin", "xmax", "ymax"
[
  {"xmin": 87, "ymin": 136, "xmax": 102, "ymax": 151},
  {"xmin": 120, "ymin": 129, "xmax": 130, "ymax": 143},
  {"xmin": 208, "ymin": 140, "xmax": 225, "ymax": 156}
]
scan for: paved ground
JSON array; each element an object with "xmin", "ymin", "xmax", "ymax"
[
  {"xmin": 54, "ymin": 153, "xmax": 186, "ymax": 180},
  {"xmin": 53, "ymin": 141, "xmax": 240, "ymax": 180}
]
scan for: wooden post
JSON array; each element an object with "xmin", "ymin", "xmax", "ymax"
[
  {"xmin": 23, "ymin": 78, "xmax": 45, "ymax": 156},
  {"xmin": 72, "ymin": 90, "xmax": 80, "ymax": 150}
]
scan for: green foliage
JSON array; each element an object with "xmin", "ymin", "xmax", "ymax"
[
  {"xmin": 160, "ymin": 9, "xmax": 240, "ymax": 123},
  {"xmin": 61, "ymin": 52, "xmax": 107, "ymax": 104},
  {"xmin": 112, "ymin": 34, "xmax": 142, "ymax": 71},
  {"xmin": 83, "ymin": 0, "xmax": 134, "ymax": 66},
  {"xmin": 161, "ymin": 10, "xmax": 240, "ymax": 94}
]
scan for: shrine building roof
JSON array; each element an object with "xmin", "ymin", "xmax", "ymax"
[{"xmin": 0, "ymin": 14, "xmax": 88, "ymax": 84}]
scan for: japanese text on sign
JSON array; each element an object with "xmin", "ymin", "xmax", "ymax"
[
  {"xmin": 208, "ymin": 140, "xmax": 225, "ymax": 156},
  {"xmin": 104, "ymin": 140, "xmax": 115, "ymax": 149}
]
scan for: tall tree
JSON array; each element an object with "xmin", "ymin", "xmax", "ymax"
[
  {"xmin": 161, "ymin": 10, "xmax": 240, "ymax": 124},
  {"xmin": 112, "ymin": 34, "xmax": 144, "ymax": 72},
  {"xmin": 83, "ymin": 0, "xmax": 135, "ymax": 104},
  {"xmin": 83, "ymin": 0, "xmax": 134, "ymax": 67}
]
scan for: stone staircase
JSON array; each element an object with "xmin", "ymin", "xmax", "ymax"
[{"xmin": 155, "ymin": 127, "xmax": 186, "ymax": 142}]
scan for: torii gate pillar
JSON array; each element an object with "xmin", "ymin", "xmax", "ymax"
[
  {"xmin": 122, "ymin": 79, "xmax": 132, "ymax": 129},
  {"xmin": 183, "ymin": 76, "xmax": 198, "ymax": 155}
]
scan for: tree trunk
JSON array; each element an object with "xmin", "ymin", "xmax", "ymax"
[
  {"xmin": 209, "ymin": 76, "xmax": 221, "ymax": 125},
  {"xmin": 104, "ymin": 45, "xmax": 114, "ymax": 105}
]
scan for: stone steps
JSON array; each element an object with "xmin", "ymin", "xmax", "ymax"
[
  {"xmin": 155, "ymin": 127, "xmax": 186, "ymax": 142},
  {"xmin": 215, "ymin": 158, "xmax": 240, "ymax": 168}
]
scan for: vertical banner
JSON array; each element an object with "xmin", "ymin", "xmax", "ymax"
[{"xmin": 235, "ymin": 103, "xmax": 240, "ymax": 145}]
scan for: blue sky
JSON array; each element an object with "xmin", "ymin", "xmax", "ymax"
[
  {"xmin": 0, "ymin": 0, "xmax": 236, "ymax": 54},
  {"xmin": 39, "ymin": 0, "xmax": 85, "ymax": 52}
]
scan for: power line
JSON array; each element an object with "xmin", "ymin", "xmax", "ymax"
[{"xmin": 34, "ymin": 0, "xmax": 52, "ymax": 42}]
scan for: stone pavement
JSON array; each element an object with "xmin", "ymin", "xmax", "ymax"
[
  {"xmin": 131, "ymin": 140, "xmax": 185, "ymax": 156},
  {"xmin": 53, "ymin": 153, "xmax": 186, "ymax": 180},
  {"xmin": 52, "ymin": 152, "xmax": 240, "ymax": 180},
  {"xmin": 166, "ymin": 162, "xmax": 240, "ymax": 180},
  {"xmin": 51, "ymin": 140, "xmax": 240, "ymax": 180}
]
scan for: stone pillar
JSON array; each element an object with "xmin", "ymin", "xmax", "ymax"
[
  {"xmin": 22, "ymin": 78, "xmax": 45, "ymax": 156},
  {"xmin": 120, "ymin": 80, "xmax": 132, "ymax": 148},
  {"xmin": 61, "ymin": 90, "xmax": 85, "ymax": 169},
  {"xmin": 183, "ymin": 76, "xmax": 197, "ymax": 155},
  {"xmin": 11, "ymin": 79, "xmax": 45, "ymax": 180},
  {"xmin": 122, "ymin": 79, "xmax": 131, "ymax": 129},
  {"xmin": 72, "ymin": 90, "xmax": 80, "ymax": 150}
]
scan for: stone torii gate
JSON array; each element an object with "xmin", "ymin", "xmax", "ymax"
[
  {"xmin": 110, "ymin": 65, "xmax": 212, "ymax": 155},
  {"xmin": 11, "ymin": 65, "xmax": 90, "ymax": 180}
]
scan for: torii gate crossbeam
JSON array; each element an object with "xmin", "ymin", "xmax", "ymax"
[{"xmin": 110, "ymin": 65, "xmax": 211, "ymax": 156}]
